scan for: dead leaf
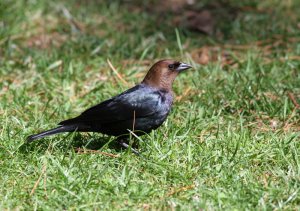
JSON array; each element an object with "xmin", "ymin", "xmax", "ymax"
[
  {"xmin": 157, "ymin": 0, "xmax": 192, "ymax": 12},
  {"xmin": 191, "ymin": 46, "xmax": 210, "ymax": 65},
  {"xmin": 191, "ymin": 46, "xmax": 236, "ymax": 66},
  {"xmin": 166, "ymin": 185, "xmax": 195, "ymax": 197},
  {"xmin": 184, "ymin": 10, "xmax": 215, "ymax": 35}
]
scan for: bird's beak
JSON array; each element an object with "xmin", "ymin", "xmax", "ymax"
[{"xmin": 176, "ymin": 62, "xmax": 192, "ymax": 72}]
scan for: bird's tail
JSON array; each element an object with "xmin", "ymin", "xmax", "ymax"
[{"xmin": 27, "ymin": 125, "xmax": 78, "ymax": 143}]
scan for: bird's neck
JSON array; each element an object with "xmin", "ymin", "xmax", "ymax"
[{"xmin": 142, "ymin": 78, "xmax": 173, "ymax": 92}]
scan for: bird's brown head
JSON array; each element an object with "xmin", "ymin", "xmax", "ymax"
[{"xmin": 142, "ymin": 59, "xmax": 192, "ymax": 91}]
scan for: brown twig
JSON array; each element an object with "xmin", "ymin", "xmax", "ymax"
[
  {"xmin": 288, "ymin": 92, "xmax": 300, "ymax": 109},
  {"xmin": 44, "ymin": 168, "xmax": 48, "ymax": 199},
  {"xmin": 30, "ymin": 164, "xmax": 47, "ymax": 196},
  {"xmin": 75, "ymin": 148, "xmax": 120, "ymax": 158},
  {"xmin": 107, "ymin": 59, "xmax": 128, "ymax": 86}
]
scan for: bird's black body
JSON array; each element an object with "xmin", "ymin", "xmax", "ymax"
[
  {"xmin": 27, "ymin": 59, "xmax": 192, "ymax": 150},
  {"xmin": 27, "ymin": 83, "xmax": 173, "ymax": 141},
  {"xmin": 62, "ymin": 83, "xmax": 173, "ymax": 135}
]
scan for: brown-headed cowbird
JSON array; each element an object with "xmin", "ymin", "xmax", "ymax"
[{"xmin": 27, "ymin": 59, "xmax": 192, "ymax": 152}]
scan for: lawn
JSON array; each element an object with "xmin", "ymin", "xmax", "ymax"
[{"xmin": 1, "ymin": 0, "xmax": 300, "ymax": 210}]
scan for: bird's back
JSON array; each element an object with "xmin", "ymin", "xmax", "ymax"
[{"xmin": 60, "ymin": 84, "xmax": 173, "ymax": 136}]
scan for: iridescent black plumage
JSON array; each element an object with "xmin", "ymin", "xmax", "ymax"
[{"xmin": 27, "ymin": 60, "xmax": 192, "ymax": 143}]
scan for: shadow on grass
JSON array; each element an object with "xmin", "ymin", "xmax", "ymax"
[{"xmin": 17, "ymin": 133, "xmax": 126, "ymax": 154}]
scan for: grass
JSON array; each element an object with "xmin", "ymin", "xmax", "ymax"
[{"xmin": 1, "ymin": 0, "xmax": 300, "ymax": 210}]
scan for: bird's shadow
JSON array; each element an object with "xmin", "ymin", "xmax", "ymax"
[{"xmin": 18, "ymin": 133, "xmax": 125, "ymax": 154}]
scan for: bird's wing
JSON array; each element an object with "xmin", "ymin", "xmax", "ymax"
[{"xmin": 59, "ymin": 85, "xmax": 159, "ymax": 125}]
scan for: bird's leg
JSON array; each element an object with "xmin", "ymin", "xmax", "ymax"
[{"xmin": 117, "ymin": 139, "xmax": 140, "ymax": 155}]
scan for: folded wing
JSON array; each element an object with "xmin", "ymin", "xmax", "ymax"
[{"xmin": 59, "ymin": 85, "xmax": 159, "ymax": 126}]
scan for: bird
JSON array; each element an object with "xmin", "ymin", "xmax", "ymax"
[{"xmin": 27, "ymin": 59, "xmax": 192, "ymax": 153}]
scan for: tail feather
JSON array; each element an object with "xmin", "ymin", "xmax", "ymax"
[{"xmin": 27, "ymin": 125, "xmax": 78, "ymax": 142}]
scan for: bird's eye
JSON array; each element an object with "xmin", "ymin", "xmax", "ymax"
[{"xmin": 168, "ymin": 64, "xmax": 175, "ymax": 69}]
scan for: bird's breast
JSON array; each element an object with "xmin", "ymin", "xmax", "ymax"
[{"xmin": 145, "ymin": 91, "xmax": 173, "ymax": 126}]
